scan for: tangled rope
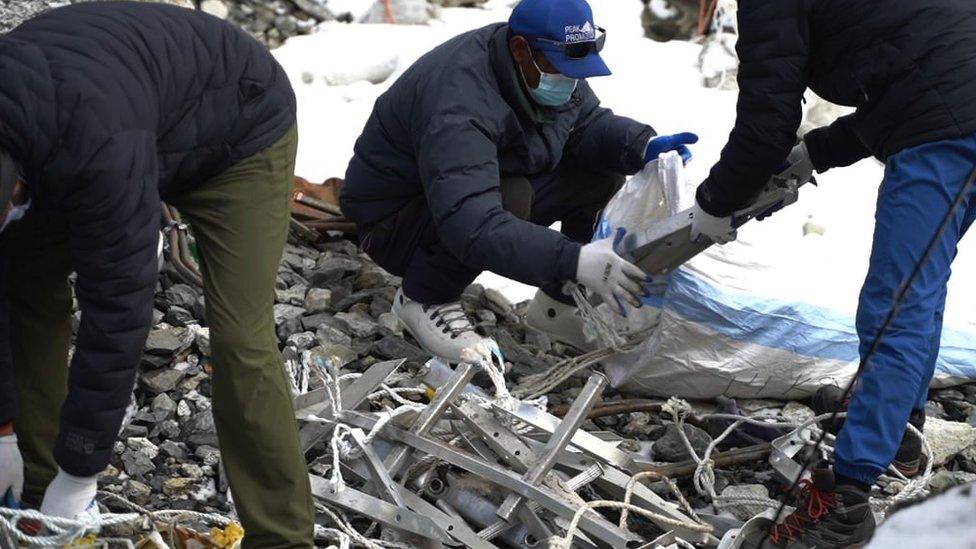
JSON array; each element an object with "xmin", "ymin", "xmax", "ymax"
[
  {"xmin": 661, "ymin": 397, "xmax": 935, "ymax": 513},
  {"xmin": 0, "ymin": 490, "xmax": 231, "ymax": 547}
]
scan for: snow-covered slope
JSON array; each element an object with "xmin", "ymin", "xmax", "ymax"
[{"xmin": 273, "ymin": 0, "xmax": 976, "ymax": 325}]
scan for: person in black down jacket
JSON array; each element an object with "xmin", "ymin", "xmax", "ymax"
[
  {"xmin": 341, "ymin": 0, "xmax": 697, "ymax": 361},
  {"xmin": 687, "ymin": 1, "xmax": 976, "ymax": 547},
  {"xmin": 0, "ymin": 3, "xmax": 315, "ymax": 546}
]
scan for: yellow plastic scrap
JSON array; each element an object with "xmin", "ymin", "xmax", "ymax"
[
  {"xmin": 65, "ymin": 534, "xmax": 100, "ymax": 547},
  {"xmin": 209, "ymin": 522, "xmax": 244, "ymax": 548}
]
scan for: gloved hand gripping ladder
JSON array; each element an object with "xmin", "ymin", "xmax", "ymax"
[{"xmin": 616, "ymin": 171, "xmax": 816, "ymax": 276}]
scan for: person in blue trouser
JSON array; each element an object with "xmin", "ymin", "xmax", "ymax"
[
  {"xmin": 341, "ymin": 0, "xmax": 696, "ymax": 362},
  {"xmin": 688, "ymin": 1, "xmax": 976, "ymax": 547}
]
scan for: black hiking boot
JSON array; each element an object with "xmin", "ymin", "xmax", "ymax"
[
  {"xmin": 758, "ymin": 468, "xmax": 875, "ymax": 548},
  {"xmin": 810, "ymin": 386, "xmax": 927, "ymax": 477}
]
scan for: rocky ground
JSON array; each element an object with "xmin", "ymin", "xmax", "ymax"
[
  {"xmin": 77, "ymin": 226, "xmax": 976, "ymax": 542},
  {"xmin": 4, "ymin": 0, "xmax": 976, "ymax": 545}
]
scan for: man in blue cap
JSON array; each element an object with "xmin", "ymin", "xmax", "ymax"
[{"xmin": 342, "ymin": 0, "xmax": 696, "ymax": 361}]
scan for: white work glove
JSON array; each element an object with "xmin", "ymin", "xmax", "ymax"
[
  {"xmin": 690, "ymin": 200, "xmax": 737, "ymax": 244},
  {"xmin": 39, "ymin": 469, "xmax": 98, "ymax": 521},
  {"xmin": 576, "ymin": 229, "xmax": 647, "ymax": 316},
  {"xmin": 780, "ymin": 141, "xmax": 814, "ymax": 185},
  {"xmin": 0, "ymin": 433, "xmax": 23, "ymax": 506}
]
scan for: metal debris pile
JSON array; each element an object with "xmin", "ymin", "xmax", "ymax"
[{"xmin": 6, "ymin": 183, "xmax": 976, "ymax": 547}]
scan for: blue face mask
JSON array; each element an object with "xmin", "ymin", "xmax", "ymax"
[{"xmin": 521, "ymin": 56, "xmax": 578, "ymax": 107}]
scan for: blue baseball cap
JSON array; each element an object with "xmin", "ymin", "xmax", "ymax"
[{"xmin": 509, "ymin": 0, "xmax": 610, "ymax": 79}]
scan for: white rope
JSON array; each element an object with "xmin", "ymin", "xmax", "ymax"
[
  {"xmin": 661, "ymin": 398, "xmax": 936, "ymax": 513},
  {"xmin": 569, "ymin": 283, "xmax": 630, "ymax": 352},
  {"xmin": 548, "ymin": 500, "xmax": 713, "ymax": 549},
  {"xmin": 461, "ymin": 340, "xmax": 519, "ymax": 412},
  {"xmin": 0, "ymin": 491, "xmax": 231, "ymax": 547},
  {"xmin": 315, "ymin": 503, "xmax": 414, "ymax": 549}
]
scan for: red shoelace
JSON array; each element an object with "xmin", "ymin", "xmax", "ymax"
[{"xmin": 769, "ymin": 479, "xmax": 838, "ymax": 544}]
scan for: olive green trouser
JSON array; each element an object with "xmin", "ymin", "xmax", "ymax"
[{"xmin": 11, "ymin": 124, "xmax": 314, "ymax": 548}]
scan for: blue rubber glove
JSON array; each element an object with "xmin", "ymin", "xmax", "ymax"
[{"xmin": 644, "ymin": 132, "xmax": 699, "ymax": 165}]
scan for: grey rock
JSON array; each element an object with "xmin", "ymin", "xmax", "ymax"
[
  {"xmin": 165, "ymin": 284, "xmax": 199, "ymax": 309},
  {"xmin": 653, "ymin": 424, "xmax": 713, "ymax": 462},
  {"xmin": 335, "ymin": 311, "xmax": 378, "ymax": 338},
  {"xmin": 141, "ymin": 353, "xmax": 172, "ymax": 369},
  {"xmin": 928, "ymin": 470, "xmax": 976, "ymax": 493},
  {"xmin": 184, "ymin": 410, "xmax": 218, "ymax": 447},
  {"xmin": 353, "ymin": 269, "xmax": 389, "ymax": 291},
  {"xmin": 302, "ymin": 312, "xmax": 335, "ymax": 331},
  {"xmin": 309, "ymin": 344, "xmax": 358, "ymax": 368},
  {"xmin": 377, "ymin": 313, "xmax": 401, "ymax": 335},
  {"xmin": 141, "ymin": 368, "xmax": 186, "ymax": 394},
  {"xmin": 319, "ymin": 239, "xmax": 359, "ymax": 256},
  {"xmin": 307, "ymin": 256, "xmax": 362, "ymax": 286},
  {"xmin": 152, "ymin": 309, "xmax": 165, "ymax": 327},
  {"xmin": 126, "ymin": 437, "xmax": 159, "ymax": 458},
  {"xmin": 523, "ymin": 328, "xmax": 552, "ymax": 353},
  {"xmin": 163, "ymin": 477, "xmax": 196, "ymax": 497},
  {"xmin": 926, "ymin": 401, "xmax": 947, "ymax": 419},
  {"xmin": 315, "ymin": 323, "xmax": 353, "ymax": 347},
  {"xmin": 122, "ymin": 451, "xmax": 157, "ymax": 478},
  {"xmin": 286, "ymin": 331, "xmax": 317, "ymax": 351},
  {"xmin": 276, "ymin": 285, "xmax": 308, "ymax": 306},
  {"xmin": 176, "ymin": 400, "xmax": 193, "ymax": 421},
  {"xmin": 494, "ymin": 330, "xmax": 550, "ymax": 372},
  {"xmin": 195, "ymin": 327, "xmax": 212, "ymax": 357},
  {"xmin": 935, "ymin": 389, "xmax": 967, "ymax": 401},
  {"xmin": 121, "ymin": 424, "xmax": 149, "ymax": 439},
  {"xmin": 926, "ymin": 417, "xmax": 976, "ymax": 465},
  {"xmin": 195, "ymin": 445, "xmax": 221, "ymax": 467},
  {"xmin": 180, "ymin": 463, "xmax": 205, "ymax": 480},
  {"xmin": 151, "ymin": 393, "xmax": 177, "ymax": 415},
  {"xmin": 334, "ymin": 290, "xmax": 377, "ymax": 312},
  {"xmin": 371, "ymin": 335, "xmax": 430, "ymax": 363},
  {"xmin": 273, "ymin": 303, "xmax": 306, "ymax": 326},
  {"xmin": 304, "ymin": 288, "xmax": 333, "ymax": 314},
  {"xmin": 123, "ymin": 480, "xmax": 153, "ymax": 506},
  {"xmin": 200, "ymin": 0, "xmax": 230, "ymax": 19},
  {"xmin": 146, "ymin": 326, "xmax": 193, "ymax": 355},
  {"xmin": 164, "ymin": 306, "xmax": 195, "ymax": 327},
  {"xmin": 159, "ymin": 440, "xmax": 187, "ymax": 460},
  {"xmin": 156, "ymin": 419, "xmax": 181, "ymax": 440},
  {"xmin": 370, "ymin": 296, "xmax": 393, "ymax": 319}
]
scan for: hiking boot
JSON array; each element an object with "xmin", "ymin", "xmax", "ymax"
[
  {"xmin": 392, "ymin": 288, "xmax": 490, "ymax": 362},
  {"xmin": 757, "ymin": 468, "xmax": 875, "ymax": 548},
  {"xmin": 811, "ymin": 386, "xmax": 926, "ymax": 477},
  {"xmin": 524, "ymin": 289, "xmax": 594, "ymax": 351}
]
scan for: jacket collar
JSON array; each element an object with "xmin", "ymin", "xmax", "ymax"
[{"xmin": 489, "ymin": 24, "xmax": 557, "ymax": 125}]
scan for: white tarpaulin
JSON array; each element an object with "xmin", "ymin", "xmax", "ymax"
[{"xmin": 596, "ymin": 153, "xmax": 976, "ymax": 400}]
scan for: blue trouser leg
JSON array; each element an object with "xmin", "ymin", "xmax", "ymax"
[
  {"xmin": 914, "ymin": 286, "xmax": 946, "ymax": 410},
  {"xmin": 834, "ymin": 134, "xmax": 976, "ymax": 485}
]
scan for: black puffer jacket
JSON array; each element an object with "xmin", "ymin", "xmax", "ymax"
[
  {"xmin": 341, "ymin": 23, "xmax": 655, "ymax": 286},
  {"xmin": 698, "ymin": 0, "xmax": 976, "ymax": 216},
  {"xmin": 0, "ymin": 2, "xmax": 295, "ymax": 476}
]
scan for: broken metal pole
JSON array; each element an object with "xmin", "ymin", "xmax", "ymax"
[
  {"xmin": 496, "ymin": 372, "xmax": 607, "ymax": 521},
  {"xmin": 384, "ymin": 362, "xmax": 476, "ymax": 481},
  {"xmin": 651, "ymin": 443, "xmax": 772, "ymax": 479},
  {"xmin": 338, "ymin": 411, "xmax": 643, "ymax": 547}
]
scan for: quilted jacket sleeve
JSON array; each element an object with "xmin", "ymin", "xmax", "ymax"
[
  {"xmin": 54, "ymin": 131, "xmax": 160, "ymax": 477},
  {"xmin": 803, "ymin": 113, "xmax": 872, "ymax": 172},
  {"xmin": 416, "ymin": 109, "xmax": 582, "ymax": 286},
  {"xmin": 697, "ymin": 0, "xmax": 813, "ymax": 217},
  {"xmin": 564, "ymin": 83, "xmax": 656, "ymax": 175}
]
